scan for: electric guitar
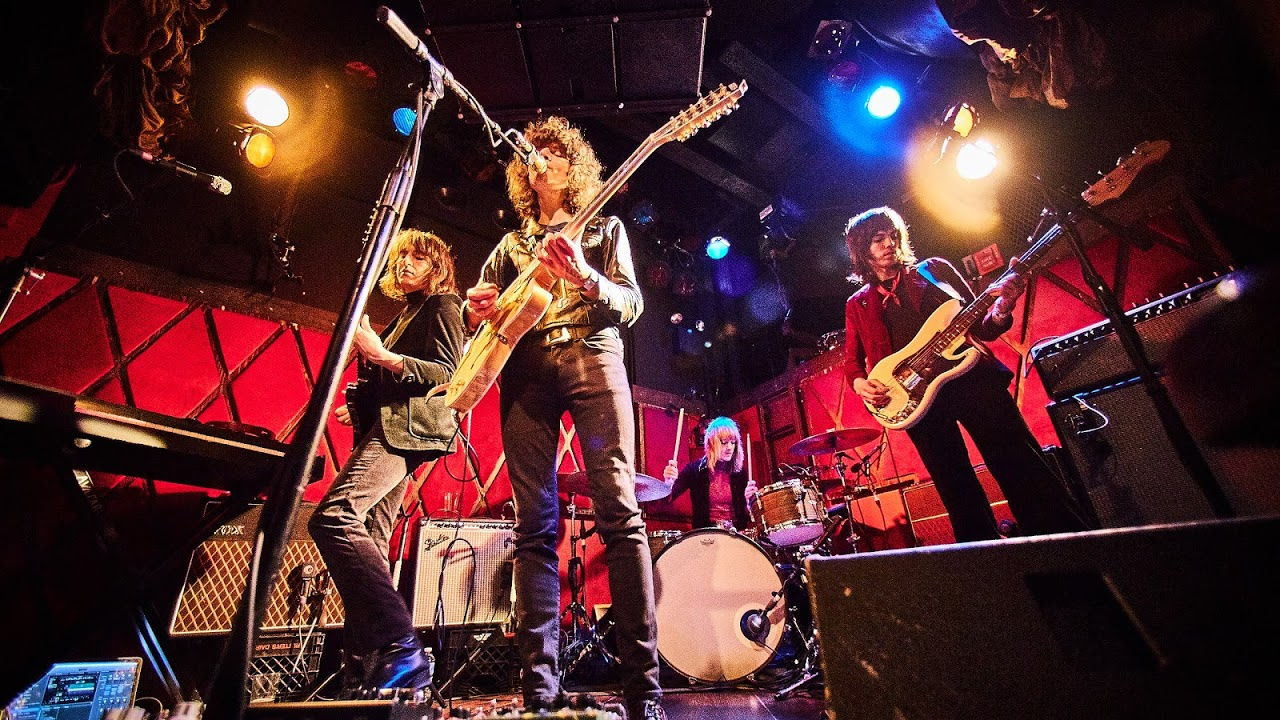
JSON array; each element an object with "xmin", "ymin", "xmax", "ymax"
[
  {"xmin": 445, "ymin": 81, "xmax": 749, "ymax": 414},
  {"xmin": 344, "ymin": 358, "xmax": 379, "ymax": 449},
  {"xmin": 863, "ymin": 140, "xmax": 1171, "ymax": 430}
]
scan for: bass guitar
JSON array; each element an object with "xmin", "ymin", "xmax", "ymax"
[
  {"xmin": 445, "ymin": 81, "xmax": 748, "ymax": 414},
  {"xmin": 863, "ymin": 140, "xmax": 1171, "ymax": 430}
]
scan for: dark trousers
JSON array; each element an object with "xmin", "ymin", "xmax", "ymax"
[
  {"xmin": 907, "ymin": 362, "xmax": 1089, "ymax": 542},
  {"xmin": 309, "ymin": 426, "xmax": 421, "ymax": 656},
  {"xmin": 501, "ymin": 334, "xmax": 660, "ymax": 706}
]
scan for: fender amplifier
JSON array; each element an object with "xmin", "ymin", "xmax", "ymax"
[{"xmin": 406, "ymin": 518, "xmax": 516, "ymax": 630}]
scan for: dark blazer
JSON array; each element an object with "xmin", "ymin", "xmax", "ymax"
[
  {"xmin": 374, "ymin": 292, "xmax": 465, "ymax": 456},
  {"xmin": 670, "ymin": 457, "xmax": 752, "ymax": 531}
]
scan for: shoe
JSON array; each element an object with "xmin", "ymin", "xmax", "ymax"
[
  {"xmin": 625, "ymin": 698, "xmax": 666, "ymax": 720},
  {"xmin": 362, "ymin": 633, "xmax": 435, "ymax": 691},
  {"xmin": 337, "ymin": 651, "xmax": 365, "ymax": 699}
]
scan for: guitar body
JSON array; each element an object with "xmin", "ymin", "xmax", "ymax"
[
  {"xmin": 446, "ymin": 264, "xmax": 556, "ymax": 413},
  {"xmin": 345, "ymin": 363, "xmax": 380, "ymax": 448},
  {"xmin": 864, "ymin": 299, "xmax": 983, "ymax": 430}
]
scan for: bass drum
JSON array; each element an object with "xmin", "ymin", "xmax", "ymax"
[{"xmin": 653, "ymin": 528, "xmax": 787, "ymax": 683}]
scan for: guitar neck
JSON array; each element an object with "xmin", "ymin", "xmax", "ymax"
[
  {"xmin": 562, "ymin": 138, "xmax": 662, "ymax": 240},
  {"xmin": 931, "ymin": 224, "xmax": 1063, "ymax": 349}
]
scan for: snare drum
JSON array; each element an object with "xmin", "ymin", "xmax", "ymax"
[
  {"xmin": 646, "ymin": 530, "xmax": 682, "ymax": 561},
  {"xmin": 653, "ymin": 528, "xmax": 786, "ymax": 683},
  {"xmin": 749, "ymin": 477, "xmax": 825, "ymax": 546}
]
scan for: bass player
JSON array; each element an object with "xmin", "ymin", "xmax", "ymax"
[
  {"xmin": 461, "ymin": 116, "xmax": 665, "ymax": 720},
  {"xmin": 843, "ymin": 206, "xmax": 1089, "ymax": 542}
]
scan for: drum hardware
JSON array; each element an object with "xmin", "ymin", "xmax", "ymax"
[
  {"xmin": 557, "ymin": 491, "xmax": 616, "ymax": 681},
  {"xmin": 770, "ymin": 514, "xmax": 851, "ymax": 701}
]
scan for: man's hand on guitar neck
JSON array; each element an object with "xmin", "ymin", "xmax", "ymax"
[
  {"xmin": 986, "ymin": 255, "xmax": 1028, "ymax": 322},
  {"xmin": 354, "ymin": 314, "xmax": 405, "ymax": 374},
  {"xmin": 334, "ymin": 403, "xmax": 353, "ymax": 426}
]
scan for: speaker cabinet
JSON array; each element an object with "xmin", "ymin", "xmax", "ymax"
[
  {"xmin": 406, "ymin": 518, "xmax": 515, "ymax": 630},
  {"xmin": 169, "ymin": 503, "xmax": 345, "ymax": 637},
  {"xmin": 1047, "ymin": 376, "xmax": 1280, "ymax": 527},
  {"xmin": 807, "ymin": 516, "xmax": 1280, "ymax": 720},
  {"xmin": 902, "ymin": 465, "xmax": 1015, "ymax": 545}
]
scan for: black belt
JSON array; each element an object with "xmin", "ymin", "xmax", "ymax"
[{"xmin": 540, "ymin": 325, "xmax": 597, "ymax": 347}]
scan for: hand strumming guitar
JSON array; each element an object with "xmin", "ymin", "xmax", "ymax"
[{"xmin": 537, "ymin": 231, "xmax": 602, "ymax": 302}]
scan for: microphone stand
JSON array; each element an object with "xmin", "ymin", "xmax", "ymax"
[
  {"xmin": 202, "ymin": 54, "xmax": 446, "ymax": 720},
  {"xmin": 1031, "ymin": 175, "xmax": 1232, "ymax": 519}
]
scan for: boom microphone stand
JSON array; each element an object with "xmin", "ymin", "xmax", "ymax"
[{"xmin": 203, "ymin": 30, "xmax": 443, "ymax": 720}]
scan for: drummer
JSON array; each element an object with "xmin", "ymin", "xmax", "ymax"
[{"xmin": 661, "ymin": 416, "xmax": 755, "ymax": 531}]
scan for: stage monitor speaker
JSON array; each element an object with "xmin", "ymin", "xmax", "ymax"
[
  {"xmin": 807, "ymin": 516, "xmax": 1280, "ymax": 720},
  {"xmin": 406, "ymin": 519, "xmax": 515, "ymax": 630},
  {"xmin": 1047, "ymin": 376, "xmax": 1279, "ymax": 528},
  {"xmin": 169, "ymin": 502, "xmax": 345, "ymax": 636},
  {"xmin": 902, "ymin": 465, "xmax": 1015, "ymax": 545}
]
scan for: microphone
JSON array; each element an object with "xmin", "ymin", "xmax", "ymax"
[
  {"xmin": 376, "ymin": 6, "xmax": 453, "ymax": 84},
  {"xmin": 741, "ymin": 609, "xmax": 770, "ymax": 644},
  {"xmin": 510, "ymin": 130, "xmax": 548, "ymax": 174},
  {"xmin": 128, "ymin": 149, "xmax": 232, "ymax": 195}
]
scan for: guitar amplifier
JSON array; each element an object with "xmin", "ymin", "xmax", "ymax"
[
  {"xmin": 406, "ymin": 518, "xmax": 516, "ymax": 630},
  {"xmin": 170, "ymin": 503, "xmax": 345, "ymax": 636},
  {"xmin": 902, "ymin": 465, "xmax": 1015, "ymax": 546},
  {"xmin": 1030, "ymin": 274, "xmax": 1229, "ymax": 400}
]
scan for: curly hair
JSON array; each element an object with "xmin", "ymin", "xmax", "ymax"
[
  {"xmin": 504, "ymin": 116, "xmax": 604, "ymax": 234},
  {"xmin": 844, "ymin": 206, "xmax": 917, "ymax": 285},
  {"xmin": 378, "ymin": 228, "xmax": 458, "ymax": 301},
  {"xmin": 703, "ymin": 416, "xmax": 745, "ymax": 474}
]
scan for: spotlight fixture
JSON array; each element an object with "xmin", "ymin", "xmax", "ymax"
[
  {"xmin": 809, "ymin": 20, "xmax": 854, "ymax": 59},
  {"xmin": 234, "ymin": 124, "xmax": 275, "ymax": 169},
  {"xmin": 706, "ymin": 235, "xmax": 730, "ymax": 260},
  {"xmin": 866, "ymin": 85, "xmax": 901, "ymax": 119},
  {"xmin": 244, "ymin": 86, "xmax": 289, "ymax": 127}
]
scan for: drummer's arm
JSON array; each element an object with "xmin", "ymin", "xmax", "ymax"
[{"xmin": 668, "ymin": 462, "xmax": 695, "ymax": 501}]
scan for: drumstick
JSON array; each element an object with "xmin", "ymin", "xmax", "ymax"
[
  {"xmin": 745, "ymin": 432, "xmax": 753, "ymax": 484},
  {"xmin": 672, "ymin": 407, "xmax": 685, "ymax": 464}
]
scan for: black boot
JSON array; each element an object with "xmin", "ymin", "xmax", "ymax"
[
  {"xmin": 338, "ymin": 650, "xmax": 365, "ymax": 699},
  {"xmin": 363, "ymin": 633, "xmax": 435, "ymax": 691}
]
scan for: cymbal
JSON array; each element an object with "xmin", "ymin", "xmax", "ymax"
[
  {"xmin": 788, "ymin": 427, "xmax": 880, "ymax": 458},
  {"xmin": 558, "ymin": 471, "xmax": 672, "ymax": 503}
]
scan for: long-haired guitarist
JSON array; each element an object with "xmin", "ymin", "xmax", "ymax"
[
  {"xmin": 843, "ymin": 206, "xmax": 1088, "ymax": 542},
  {"xmin": 462, "ymin": 116, "xmax": 664, "ymax": 720},
  {"xmin": 309, "ymin": 228, "xmax": 465, "ymax": 695}
]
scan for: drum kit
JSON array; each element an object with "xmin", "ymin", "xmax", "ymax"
[{"xmin": 552, "ymin": 427, "xmax": 883, "ymax": 696}]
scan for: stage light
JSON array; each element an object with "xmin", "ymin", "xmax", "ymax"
[
  {"xmin": 955, "ymin": 138, "xmax": 998, "ymax": 180},
  {"xmin": 244, "ymin": 86, "xmax": 289, "ymax": 127},
  {"xmin": 235, "ymin": 124, "xmax": 275, "ymax": 168},
  {"xmin": 706, "ymin": 235, "xmax": 730, "ymax": 260},
  {"xmin": 392, "ymin": 107, "xmax": 416, "ymax": 136},
  {"xmin": 866, "ymin": 85, "xmax": 901, "ymax": 119}
]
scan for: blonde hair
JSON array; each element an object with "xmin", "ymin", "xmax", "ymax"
[
  {"xmin": 504, "ymin": 116, "xmax": 604, "ymax": 235},
  {"xmin": 843, "ymin": 206, "xmax": 917, "ymax": 285},
  {"xmin": 377, "ymin": 228, "xmax": 458, "ymax": 301},
  {"xmin": 703, "ymin": 416, "xmax": 745, "ymax": 474}
]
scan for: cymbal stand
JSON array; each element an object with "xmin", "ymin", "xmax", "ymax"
[{"xmin": 559, "ymin": 493, "xmax": 613, "ymax": 680}]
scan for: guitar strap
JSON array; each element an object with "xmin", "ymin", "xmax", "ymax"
[{"xmin": 383, "ymin": 295, "xmax": 426, "ymax": 352}]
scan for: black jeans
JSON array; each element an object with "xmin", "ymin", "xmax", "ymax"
[
  {"xmin": 907, "ymin": 362, "xmax": 1090, "ymax": 542},
  {"xmin": 309, "ymin": 426, "xmax": 422, "ymax": 656},
  {"xmin": 500, "ymin": 333, "xmax": 660, "ymax": 706}
]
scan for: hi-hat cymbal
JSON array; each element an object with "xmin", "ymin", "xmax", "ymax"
[
  {"xmin": 788, "ymin": 427, "xmax": 880, "ymax": 458},
  {"xmin": 558, "ymin": 470, "xmax": 672, "ymax": 503}
]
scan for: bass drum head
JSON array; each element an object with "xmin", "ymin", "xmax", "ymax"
[{"xmin": 653, "ymin": 528, "xmax": 786, "ymax": 683}]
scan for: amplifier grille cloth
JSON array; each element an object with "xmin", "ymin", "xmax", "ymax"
[{"xmin": 410, "ymin": 519, "xmax": 515, "ymax": 629}]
